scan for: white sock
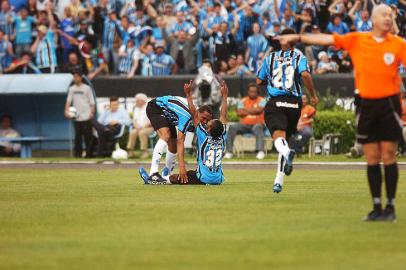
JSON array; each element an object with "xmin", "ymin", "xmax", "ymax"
[
  {"xmin": 274, "ymin": 153, "xmax": 285, "ymax": 186},
  {"xmin": 274, "ymin": 137, "xmax": 290, "ymax": 159},
  {"xmin": 150, "ymin": 139, "xmax": 167, "ymax": 175},
  {"xmin": 165, "ymin": 150, "xmax": 177, "ymax": 175}
]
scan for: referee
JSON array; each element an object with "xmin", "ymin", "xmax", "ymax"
[{"xmin": 277, "ymin": 4, "xmax": 406, "ymax": 222}]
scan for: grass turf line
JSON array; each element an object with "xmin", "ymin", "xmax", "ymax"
[{"xmin": 0, "ymin": 169, "xmax": 405, "ymax": 270}]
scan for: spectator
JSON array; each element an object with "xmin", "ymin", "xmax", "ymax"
[
  {"xmin": 31, "ymin": 25, "xmax": 57, "ymax": 73},
  {"xmin": 348, "ymin": 1, "xmax": 372, "ymax": 32},
  {"xmin": 92, "ymin": 96, "xmax": 131, "ymax": 157},
  {"xmin": 224, "ymin": 83, "xmax": 266, "ymax": 160},
  {"xmin": 118, "ymin": 38, "xmax": 140, "ymax": 77},
  {"xmin": 0, "ymin": 0, "xmax": 15, "ymax": 38},
  {"xmin": 304, "ymin": 25, "xmax": 325, "ymax": 71},
  {"xmin": 227, "ymin": 54, "xmax": 252, "ymax": 75},
  {"xmin": 217, "ymin": 60, "xmax": 229, "ymax": 76},
  {"xmin": 60, "ymin": 6, "xmax": 76, "ymax": 62},
  {"xmin": 209, "ymin": 21, "xmax": 236, "ymax": 63},
  {"xmin": 170, "ymin": 11, "xmax": 193, "ymax": 38},
  {"xmin": 289, "ymin": 95, "xmax": 317, "ymax": 154},
  {"xmin": 126, "ymin": 93, "xmax": 154, "ymax": 159},
  {"xmin": 316, "ymin": 51, "xmax": 339, "ymax": 74},
  {"xmin": 0, "ymin": 114, "xmax": 20, "ymax": 157},
  {"xmin": 0, "ymin": 29, "xmax": 13, "ymax": 72},
  {"xmin": 102, "ymin": 10, "xmax": 121, "ymax": 74},
  {"xmin": 65, "ymin": 71, "xmax": 96, "ymax": 158},
  {"xmin": 337, "ymin": 50, "xmax": 353, "ymax": 73},
  {"xmin": 163, "ymin": 25, "xmax": 199, "ymax": 74},
  {"xmin": 326, "ymin": 14, "xmax": 349, "ymax": 34},
  {"xmin": 4, "ymin": 51, "xmax": 40, "ymax": 74},
  {"xmin": 62, "ymin": 51, "xmax": 85, "ymax": 74},
  {"xmin": 150, "ymin": 41, "xmax": 177, "ymax": 76},
  {"xmin": 13, "ymin": 7, "xmax": 36, "ymax": 57},
  {"xmin": 245, "ymin": 22, "xmax": 268, "ymax": 72}
]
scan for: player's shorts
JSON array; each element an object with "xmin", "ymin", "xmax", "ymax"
[
  {"xmin": 357, "ymin": 95, "xmax": 403, "ymax": 144},
  {"xmin": 146, "ymin": 99, "xmax": 177, "ymax": 139},
  {"xmin": 264, "ymin": 95, "xmax": 302, "ymax": 138}
]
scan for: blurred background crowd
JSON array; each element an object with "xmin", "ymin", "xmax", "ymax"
[{"xmin": 0, "ymin": 0, "xmax": 405, "ymax": 78}]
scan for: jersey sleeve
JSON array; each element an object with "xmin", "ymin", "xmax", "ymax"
[
  {"xmin": 298, "ymin": 54, "xmax": 310, "ymax": 74},
  {"xmin": 333, "ymin": 32, "xmax": 358, "ymax": 51},
  {"xmin": 256, "ymin": 56, "xmax": 269, "ymax": 81}
]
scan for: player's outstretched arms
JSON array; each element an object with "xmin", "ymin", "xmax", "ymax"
[
  {"xmin": 184, "ymin": 80, "xmax": 199, "ymax": 127},
  {"xmin": 220, "ymin": 80, "xmax": 228, "ymax": 124},
  {"xmin": 274, "ymin": 33, "xmax": 335, "ymax": 47},
  {"xmin": 302, "ymin": 71, "xmax": 319, "ymax": 105}
]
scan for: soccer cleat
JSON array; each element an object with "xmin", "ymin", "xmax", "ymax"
[
  {"xmin": 362, "ymin": 209, "xmax": 382, "ymax": 222},
  {"xmin": 162, "ymin": 167, "xmax": 170, "ymax": 177},
  {"xmin": 284, "ymin": 150, "xmax": 296, "ymax": 176},
  {"xmin": 273, "ymin": 183, "xmax": 282, "ymax": 193},
  {"xmin": 379, "ymin": 205, "xmax": 397, "ymax": 222},
  {"xmin": 147, "ymin": 172, "xmax": 168, "ymax": 185},
  {"xmin": 138, "ymin": 167, "xmax": 149, "ymax": 184}
]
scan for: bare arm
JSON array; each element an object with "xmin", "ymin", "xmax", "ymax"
[
  {"xmin": 144, "ymin": 0, "xmax": 158, "ymax": 19},
  {"xmin": 57, "ymin": 29, "xmax": 80, "ymax": 45},
  {"xmin": 219, "ymin": 81, "xmax": 228, "ymax": 124},
  {"xmin": 176, "ymin": 131, "xmax": 188, "ymax": 183},
  {"xmin": 184, "ymin": 80, "xmax": 199, "ymax": 127},
  {"xmin": 301, "ymin": 71, "xmax": 319, "ymax": 105},
  {"xmin": 348, "ymin": 0, "xmax": 361, "ymax": 21},
  {"xmin": 275, "ymin": 33, "xmax": 335, "ymax": 47},
  {"xmin": 128, "ymin": 58, "xmax": 139, "ymax": 78}
]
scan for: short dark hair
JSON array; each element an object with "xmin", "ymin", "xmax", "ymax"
[
  {"xmin": 198, "ymin": 105, "xmax": 213, "ymax": 115},
  {"xmin": 0, "ymin": 114, "xmax": 12, "ymax": 122},
  {"xmin": 248, "ymin": 83, "xmax": 260, "ymax": 93},
  {"xmin": 209, "ymin": 119, "xmax": 224, "ymax": 139},
  {"xmin": 280, "ymin": 28, "xmax": 296, "ymax": 35},
  {"xmin": 110, "ymin": 96, "xmax": 119, "ymax": 102},
  {"xmin": 72, "ymin": 69, "xmax": 82, "ymax": 76}
]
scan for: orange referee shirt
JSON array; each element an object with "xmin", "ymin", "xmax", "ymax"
[{"xmin": 333, "ymin": 32, "xmax": 406, "ymax": 99}]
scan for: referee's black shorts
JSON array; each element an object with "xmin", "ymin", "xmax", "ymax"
[
  {"xmin": 357, "ymin": 94, "xmax": 403, "ymax": 144},
  {"xmin": 264, "ymin": 95, "xmax": 302, "ymax": 138},
  {"xmin": 146, "ymin": 99, "xmax": 177, "ymax": 139}
]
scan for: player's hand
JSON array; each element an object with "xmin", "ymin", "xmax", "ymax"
[
  {"xmin": 311, "ymin": 95, "xmax": 319, "ymax": 106},
  {"xmin": 274, "ymin": 34, "xmax": 299, "ymax": 46},
  {"xmin": 178, "ymin": 166, "xmax": 188, "ymax": 184},
  {"xmin": 183, "ymin": 80, "xmax": 193, "ymax": 96},
  {"xmin": 220, "ymin": 80, "xmax": 228, "ymax": 97}
]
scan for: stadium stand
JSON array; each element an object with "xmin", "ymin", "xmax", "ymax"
[{"xmin": 0, "ymin": 0, "xmax": 404, "ymax": 77}]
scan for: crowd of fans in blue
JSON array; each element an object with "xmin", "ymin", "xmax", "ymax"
[{"xmin": 0, "ymin": 0, "xmax": 405, "ymax": 78}]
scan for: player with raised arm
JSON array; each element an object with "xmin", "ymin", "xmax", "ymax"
[
  {"xmin": 139, "ymin": 94, "xmax": 213, "ymax": 184},
  {"xmin": 256, "ymin": 28, "xmax": 318, "ymax": 194},
  {"xmin": 142, "ymin": 80, "xmax": 228, "ymax": 185},
  {"xmin": 275, "ymin": 4, "xmax": 406, "ymax": 221}
]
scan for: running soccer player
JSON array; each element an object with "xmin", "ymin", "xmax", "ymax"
[
  {"xmin": 142, "ymin": 80, "xmax": 228, "ymax": 185},
  {"xmin": 139, "ymin": 95, "xmax": 213, "ymax": 183},
  {"xmin": 256, "ymin": 28, "xmax": 319, "ymax": 194},
  {"xmin": 275, "ymin": 4, "xmax": 406, "ymax": 221}
]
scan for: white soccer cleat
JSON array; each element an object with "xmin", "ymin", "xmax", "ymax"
[
  {"xmin": 224, "ymin": 152, "xmax": 233, "ymax": 159},
  {"xmin": 256, "ymin": 151, "xmax": 265, "ymax": 160}
]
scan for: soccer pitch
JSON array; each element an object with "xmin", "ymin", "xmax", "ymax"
[{"xmin": 0, "ymin": 167, "xmax": 405, "ymax": 270}]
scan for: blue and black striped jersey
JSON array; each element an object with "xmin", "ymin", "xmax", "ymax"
[
  {"xmin": 257, "ymin": 49, "xmax": 309, "ymax": 98},
  {"xmin": 155, "ymin": 96, "xmax": 193, "ymax": 133}
]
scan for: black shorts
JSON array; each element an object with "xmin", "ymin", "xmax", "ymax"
[
  {"xmin": 357, "ymin": 95, "xmax": 403, "ymax": 144},
  {"xmin": 146, "ymin": 99, "xmax": 177, "ymax": 139},
  {"xmin": 264, "ymin": 96, "xmax": 302, "ymax": 138}
]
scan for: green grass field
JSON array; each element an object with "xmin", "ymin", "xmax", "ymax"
[{"xmin": 0, "ymin": 168, "xmax": 405, "ymax": 270}]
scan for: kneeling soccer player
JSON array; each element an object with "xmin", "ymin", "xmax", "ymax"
[
  {"xmin": 143, "ymin": 80, "xmax": 229, "ymax": 185},
  {"xmin": 256, "ymin": 28, "xmax": 319, "ymax": 193}
]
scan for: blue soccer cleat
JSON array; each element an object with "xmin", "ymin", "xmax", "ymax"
[
  {"xmin": 273, "ymin": 183, "xmax": 282, "ymax": 193},
  {"xmin": 162, "ymin": 166, "xmax": 170, "ymax": 177},
  {"xmin": 284, "ymin": 150, "xmax": 296, "ymax": 176},
  {"xmin": 138, "ymin": 167, "xmax": 149, "ymax": 184}
]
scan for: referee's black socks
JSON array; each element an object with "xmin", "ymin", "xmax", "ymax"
[
  {"xmin": 384, "ymin": 163, "xmax": 398, "ymax": 208},
  {"xmin": 367, "ymin": 164, "xmax": 382, "ymax": 209}
]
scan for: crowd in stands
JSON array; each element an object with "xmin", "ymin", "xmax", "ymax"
[{"xmin": 0, "ymin": 0, "xmax": 405, "ymax": 78}]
